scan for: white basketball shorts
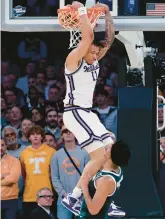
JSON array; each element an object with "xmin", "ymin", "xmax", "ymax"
[{"xmin": 63, "ymin": 106, "xmax": 114, "ymax": 153}]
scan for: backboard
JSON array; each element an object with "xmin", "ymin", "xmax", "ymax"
[{"xmin": 1, "ymin": 0, "xmax": 165, "ymax": 32}]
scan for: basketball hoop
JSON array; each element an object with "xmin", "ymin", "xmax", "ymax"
[{"xmin": 58, "ymin": 7, "xmax": 105, "ymax": 49}]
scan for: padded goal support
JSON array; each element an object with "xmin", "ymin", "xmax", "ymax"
[{"xmin": 115, "ymin": 58, "xmax": 163, "ymax": 217}]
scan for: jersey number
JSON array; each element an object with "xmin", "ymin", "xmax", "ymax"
[
  {"xmin": 29, "ymin": 157, "xmax": 45, "ymax": 174},
  {"xmin": 91, "ymin": 71, "xmax": 98, "ymax": 81}
]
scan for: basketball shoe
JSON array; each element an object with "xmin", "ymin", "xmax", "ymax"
[
  {"xmin": 108, "ymin": 201, "xmax": 126, "ymax": 217},
  {"xmin": 61, "ymin": 193, "xmax": 81, "ymax": 216}
]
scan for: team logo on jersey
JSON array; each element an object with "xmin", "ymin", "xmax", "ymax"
[
  {"xmin": 12, "ymin": 5, "xmax": 26, "ymax": 17},
  {"xmin": 83, "ymin": 63, "xmax": 99, "ymax": 72}
]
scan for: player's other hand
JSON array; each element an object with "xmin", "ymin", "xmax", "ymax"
[
  {"xmin": 71, "ymin": 1, "xmax": 84, "ymax": 9},
  {"xmin": 93, "ymin": 2, "xmax": 109, "ymax": 13}
]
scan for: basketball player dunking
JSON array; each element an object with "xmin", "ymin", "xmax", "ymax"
[{"xmin": 62, "ymin": 1, "xmax": 124, "ymax": 217}]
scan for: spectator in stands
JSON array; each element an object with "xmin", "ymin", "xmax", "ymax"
[
  {"xmin": 158, "ymin": 104, "xmax": 164, "ymax": 129},
  {"xmin": 107, "ymin": 72, "xmax": 118, "ymax": 97},
  {"xmin": 44, "ymin": 132, "xmax": 57, "ymax": 150},
  {"xmin": 160, "ymin": 137, "xmax": 165, "ymax": 151},
  {"xmin": 46, "ymin": 65, "xmax": 56, "ymax": 81},
  {"xmin": 29, "ymin": 187, "xmax": 56, "ymax": 219},
  {"xmin": 1, "ymin": 97, "xmax": 7, "ymax": 112},
  {"xmin": 55, "ymin": 79, "xmax": 66, "ymax": 98},
  {"xmin": 47, "ymin": 85, "xmax": 64, "ymax": 111},
  {"xmin": 4, "ymin": 108, "xmax": 12, "ymax": 126},
  {"xmin": 44, "ymin": 101, "xmax": 57, "ymax": 114},
  {"xmin": 45, "ymin": 109, "xmax": 61, "ymax": 141},
  {"xmin": 48, "ymin": 84, "xmax": 60, "ymax": 102},
  {"xmin": 104, "ymin": 84, "xmax": 117, "ymax": 106},
  {"xmin": 36, "ymin": 70, "xmax": 47, "ymax": 87},
  {"xmin": 2, "ymin": 75, "xmax": 13, "ymax": 90},
  {"xmin": 38, "ymin": 58, "xmax": 48, "ymax": 69},
  {"xmin": 9, "ymin": 106, "xmax": 23, "ymax": 130},
  {"xmin": 1, "ymin": 60, "xmax": 11, "ymax": 77},
  {"xmin": 45, "ymin": 65, "xmax": 58, "ymax": 100},
  {"xmin": 1, "ymin": 97, "xmax": 7, "ymax": 127},
  {"xmin": 2, "ymin": 125, "xmax": 27, "ymax": 218},
  {"xmin": 26, "ymin": 86, "xmax": 41, "ymax": 110},
  {"xmin": 20, "ymin": 126, "xmax": 55, "ymax": 219},
  {"xmin": 57, "ymin": 110, "xmax": 64, "ymax": 129},
  {"xmin": 8, "ymin": 74, "xmax": 26, "ymax": 106},
  {"xmin": 93, "ymin": 88, "xmax": 117, "ymax": 136},
  {"xmin": 31, "ymin": 108, "xmax": 45, "ymax": 127},
  {"xmin": 1, "ymin": 138, "xmax": 21, "ymax": 219},
  {"xmin": 4, "ymin": 89, "xmax": 17, "ymax": 108},
  {"xmin": 2, "ymin": 126, "xmax": 26, "ymax": 158},
  {"xmin": 28, "ymin": 76, "xmax": 37, "ymax": 89},
  {"xmin": 51, "ymin": 126, "xmax": 90, "ymax": 219},
  {"xmin": 16, "ymin": 62, "xmax": 36, "ymax": 94},
  {"xmin": 19, "ymin": 119, "xmax": 34, "ymax": 146}
]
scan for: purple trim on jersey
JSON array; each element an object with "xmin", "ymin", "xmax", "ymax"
[
  {"xmin": 64, "ymin": 106, "xmax": 111, "ymax": 148},
  {"xmin": 64, "ymin": 106, "xmax": 91, "ymax": 112},
  {"xmin": 64, "ymin": 59, "xmax": 83, "ymax": 76},
  {"xmin": 67, "ymin": 75, "xmax": 75, "ymax": 105},
  {"xmin": 72, "ymin": 109, "xmax": 110, "ymax": 148}
]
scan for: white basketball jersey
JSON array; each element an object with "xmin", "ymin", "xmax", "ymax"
[{"xmin": 64, "ymin": 59, "xmax": 100, "ymax": 108}]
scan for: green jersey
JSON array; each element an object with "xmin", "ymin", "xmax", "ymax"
[{"xmin": 79, "ymin": 168, "xmax": 123, "ymax": 219}]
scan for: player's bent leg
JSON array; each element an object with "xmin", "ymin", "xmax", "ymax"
[{"xmin": 76, "ymin": 145, "xmax": 111, "ymax": 188}]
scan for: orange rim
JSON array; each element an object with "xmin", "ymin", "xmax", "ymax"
[{"xmin": 57, "ymin": 7, "xmax": 105, "ymax": 13}]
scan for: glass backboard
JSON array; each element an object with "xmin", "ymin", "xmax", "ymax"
[{"xmin": 1, "ymin": 0, "xmax": 165, "ymax": 32}]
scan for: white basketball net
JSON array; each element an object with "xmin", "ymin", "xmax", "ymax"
[{"xmin": 58, "ymin": 8, "xmax": 105, "ymax": 49}]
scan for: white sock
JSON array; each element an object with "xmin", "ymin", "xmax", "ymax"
[{"xmin": 72, "ymin": 187, "xmax": 82, "ymax": 198}]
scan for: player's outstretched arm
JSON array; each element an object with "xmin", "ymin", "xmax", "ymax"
[
  {"xmin": 94, "ymin": 3, "xmax": 115, "ymax": 61},
  {"xmin": 66, "ymin": 1, "xmax": 94, "ymax": 72}
]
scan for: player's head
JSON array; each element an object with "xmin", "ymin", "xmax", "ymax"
[
  {"xmin": 84, "ymin": 40, "xmax": 104, "ymax": 64},
  {"xmin": 110, "ymin": 140, "xmax": 131, "ymax": 167}
]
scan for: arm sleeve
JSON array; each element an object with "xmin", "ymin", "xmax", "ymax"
[{"xmin": 1, "ymin": 158, "xmax": 21, "ymax": 186}]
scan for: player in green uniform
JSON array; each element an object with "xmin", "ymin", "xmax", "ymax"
[{"xmin": 79, "ymin": 140, "xmax": 131, "ymax": 219}]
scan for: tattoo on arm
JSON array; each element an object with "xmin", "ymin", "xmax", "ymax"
[{"xmin": 98, "ymin": 11, "xmax": 115, "ymax": 60}]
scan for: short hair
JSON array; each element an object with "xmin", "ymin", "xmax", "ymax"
[
  {"xmin": 31, "ymin": 107, "xmax": 44, "ymax": 117},
  {"xmin": 95, "ymin": 87, "xmax": 109, "ymax": 97},
  {"xmin": 111, "ymin": 140, "xmax": 131, "ymax": 167},
  {"xmin": 44, "ymin": 132, "xmax": 56, "ymax": 141},
  {"xmin": 2, "ymin": 126, "xmax": 19, "ymax": 138},
  {"xmin": 4, "ymin": 88, "xmax": 17, "ymax": 96},
  {"xmin": 10, "ymin": 105, "xmax": 22, "ymax": 114},
  {"xmin": 92, "ymin": 39, "xmax": 104, "ymax": 48},
  {"xmin": 21, "ymin": 118, "xmax": 33, "ymax": 128},
  {"xmin": 46, "ymin": 109, "xmax": 57, "ymax": 118},
  {"xmin": 27, "ymin": 125, "xmax": 45, "ymax": 139},
  {"xmin": 49, "ymin": 84, "xmax": 60, "ymax": 91},
  {"xmin": 36, "ymin": 187, "xmax": 52, "ymax": 198}
]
